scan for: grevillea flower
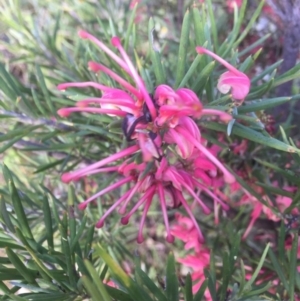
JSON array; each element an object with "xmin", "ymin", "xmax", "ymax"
[
  {"xmin": 196, "ymin": 47, "xmax": 250, "ymax": 102},
  {"xmin": 171, "ymin": 214, "xmax": 211, "ymax": 298},
  {"xmin": 57, "ymin": 30, "xmax": 236, "ymax": 243}
]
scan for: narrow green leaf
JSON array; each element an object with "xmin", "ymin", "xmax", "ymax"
[
  {"xmin": 135, "ymin": 266, "xmax": 167, "ymax": 301},
  {"xmin": 0, "ymin": 196, "xmax": 16, "ymax": 233},
  {"xmin": 84, "ymin": 260, "xmax": 112, "ymax": 301},
  {"xmin": 0, "ymin": 280, "xmax": 11, "ymax": 294},
  {"xmin": 233, "ymin": 0, "xmax": 265, "ymax": 48},
  {"xmin": 218, "ymin": 252, "xmax": 230, "ymax": 301},
  {"xmin": 81, "ymin": 275, "xmax": 104, "ymax": 301},
  {"xmin": 34, "ymin": 158, "xmax": 66, "ymax": 174},
  {"xmin": 178, "ymin": 55, "xmax": 201, "ymax": 88},
  {"xmin": 84, "ymin": 226, "xmax": 95, "ymax": 259},
  {"xmin": 273, "ymin": 63, "xmax": 300, "ymax": 87},
  {"xmin": 247, "ymin": 77, "xmax": 275, "ymax": 99},
  {"xmin": 124, "ymin": 3, "xmax": 138, "ymax": 51},
  {"xmin": 289, "ymin": 233, "xmax": 298, "ymax": 299},
  {"xmin": 238, "ymin": 34, "xmax": 270, "ymax": 57},
  {"xmin": 268, "ymin": 248, "xmax": 289, "ymax": 291},
  {"xmin": 0, "ymin": 125, "xmax": 40, "ymax": 143},
  {"xmin": 184, "ymin": 273, "xmax": 193, "ymax": 301},
  {"xmin": 174, "ymin": 9, "xmax": 191, "ymax": 88},
  {"xmin": 193, "ymin": 279, "xmax": 207, "ymax": 301},
  {"xmin": 6, "ymin": 247, "xmax": 37, "ymax": 285},
  {"xmin": 31, "ymin": 88, "xmax": 47, "ymax": 115},
  {"xmin": 206, "ymin": 0, "xmax": 218, "ymax": 50},
  {"xmin": 96, "ymin": 244, "xmax": 150, "ymax": 301},
  {"xmin": 192, "ymin": 61, "xmax": 215, "ymax": 93},
  {"xmin": 244, "ymin": 243, "xmax": 270, "ymax": 290},
  {"xmin": 203, "ymin": 121, "xmax": 300, "ymax": 153},
  {"xmin": 238, "ymin": 96, "xmax": 293, "ymax": 113},
  {"xmin": 8, "ymin": 294, "xmax": 27, "ymax": 301},
  {"xmin": 104, "ymin": 285, "xmax": 133, "ymax": 301},
  {"xmin": 166, "ymin": 253, "xmax": 179, "ymax": 301},
  {"xmin": 253, "ymin": 63, "xmax": 282, "ymax": 87},
  {"xmin": 35, "ymin": 65, "xmax": 55, "ymax": 114},
  {"xmin": 4, "ymin": 166, "xmax": 34, "ymax": 240},
  {"xmin": 42, "ymin": 195, "xmax": 54, "ymax": 250},
  {"xmin": 148, "ymin": 18, "xmax": 165, "ymax": 85},
  {"xmin": 70, "ymin": 214, "xmax": 87, "ymax": 252},
  {"xmin": 14, "ymin": 227, "xmax": 52, "ymax": 282}
]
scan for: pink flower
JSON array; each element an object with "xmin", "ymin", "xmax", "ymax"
[
  {"xmin": 196, "ymin": 47, "xmax": 250, "ymax": 102},
  {"xmin": 57, "ymin": 30, "xmax": 236, "ymax": 243}
]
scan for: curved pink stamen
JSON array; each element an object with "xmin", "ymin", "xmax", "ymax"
[
  {"xmin": 181, "ymin": 182, "xmax": 211, "ymax": 214},
  {"xmin": 157, "ymin": 183, "xmax": 174, "ymax": 243},
  {"xmin": 118, "ymin": 180, "xmax": 144, "ymax": 214},
  {"xmin": 196, "ymin": 46, "xmax": 242, "ymax": 75},
  {"xmin": 177, "ymin": 127, "xmax": 235, "ymax": 184},
  {"xmin": 137, "ymin": 197, "xmax": 153, "ymax": 244},
  {"xmin": 111, "ymin": 37, "xmax": 157, "ymax": 120},
  {"xmin": 88, "ymin": 61, "xmax": 142, "ymax": 99},
  {"xmin": 76, "ymin": 98, "xmax": 136, "ymax": 108},
  {"xmin": 78, "ymin": 176, "xmax": 134, "ymax": 210},
  {"xmin": 57, "ymin": 107, "xmax": 127, "ymax": 117},
  {"xmin": 78, "ymin": 30, "xmax": 130, "ymax": 73},
  {"xmin": 95, "ymin": 189, "xmax": 133, "ymax": 228},
  {"xmin": 61, "ymin": 145, "xmax": 139, "ymax": 183},
  {"xmin": 57, "ymin": 82, "xmax": 113, "ymax": 92},
  {"xmin": 195, "ymin": 181, "xmax": 229, "ymax": 210},
  {"xmin": 175, "ymin": 190, "xmax": 204, "ymax": 243},
  {"xmin": 121, "ymin": 185, "xmax": 156, "ymax": 225}
]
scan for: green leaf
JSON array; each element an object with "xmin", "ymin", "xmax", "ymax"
[
  {"xmin": 35, "ymin": 65, "xmax": 55, "ymax": 115},
  {"xmin": 232, "ymin": 0, "xmax": 265, "ymax": 48},
  {"xmin": 42, "ymin": 195, "xmax": 54, "ymax": 250},
  {"xmin": 238, "ymin": 96, "xmax": 295, "ymax": 113},
  {"xmin": 166, "ymin": 253, "xmax": 179, "ymax": 301},
  {"xmin": 0, "ymin": 196, "xmax": 16, "ymax": 233},
  {"xmin": 3, "ymin": 165, "xmax": 34, "ymax": 240},
  {"xmin": 6, "ymin": 247, "xmax": 38, "ymax": 285},
  {"xmin": 193, "ymin": 279, "xmax": 207, "ymax": 301},
  {"xmin": 124, "ymin": 3, "xmax": 138, "ymax": 52},
  {"xmin": 244, "ymin": 243, "xmax": 270, "ymax": 291},
  {"xmin": 218, "ymin": 252, "xmax": 230, "ymax": 301},
  {"xmin": 289, "ymin": 233, "xmax": 298, "ymax": 299},
  {"xmin": 148, "ymin": 18, "xmax": 165, "ymax": 85},
  {"xmin": 205, "ymin": 0, "xmax": 218, "ymax": 50},
  {"xmin": 192, "ymin": 61, "xmax": 215, "ymax": 93},
  {"xmin": 135, "ymin": 266, "xmax": 167, "ymax": 301},
  {"xmin": 84, "ymin": 260, "xmax": 112, "ymax": 301},
  {"xmin": 95, "ymin": 244, "xmax": 151, "ymax": 301},
  {"xmin": 268, "ymin": 248, "xmax": 289, "ymax": 291},
  {"xmin": 174, "ymin": 9, "xmax": 191, "ymax": 88},
  {"xmin": 203, "ymin": 121, "xmax": 300, "ymax": 153},
  {"xmin": 184, "ymin": 273, "xmax": 193, "ymax": 301},
  {"xmin": 81, "ymin": 275, "xmax": 104, "ymax": 301}
]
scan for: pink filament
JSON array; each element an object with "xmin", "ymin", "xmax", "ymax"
[
  {"xmin": 78, "ymin": 176, "xmax": 134, "ymax": 210},
  {"xmin": 95, "ymin": 189, "xmax": 133, "ymax": 228},
  {"xmin": 111, "ymin": 37, "xmax": 157, "ymax": 120},
  {"xmin": 177, "ymin": 127, "xmax": 235, "ymax": 184},
  {"xmin": 137, "ymin": 197, "xmax": 154, "ymax": 243},
  {"xmin": 57, "ymin": 107, "xmax": 127, "ymax": 117},
  {"xmin": 175, "ymin": 190, "xmax": 204, "ymax": 243},
  {"xmin": 78, "ymin": 30, "xmax": 130, "ymax": 73},
  {"xmin": 61, "ymin": 145, "xmax": 139, "ymax": 183},
  {"xmin": 157, "ymin": 183, "xmax": 174, "ymax": 243},
  {"xmin": 88, "ymin": 61, "xmax": 142, "ymax": 100}
]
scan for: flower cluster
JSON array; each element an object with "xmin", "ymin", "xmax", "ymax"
[{"xmin": 57, "ymin": 30, "xmax": 250, "ymax": 243}]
